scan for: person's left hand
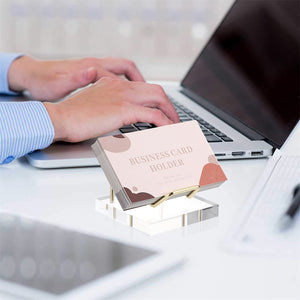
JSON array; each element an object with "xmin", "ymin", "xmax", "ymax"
[{"xmin": 7, "ymin": 55, "xmax": 145, "ymax": 100}]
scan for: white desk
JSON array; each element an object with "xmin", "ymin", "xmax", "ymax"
[{"xmin": 1, "ymin": 119, "xmax": 299, "ymax": 299}]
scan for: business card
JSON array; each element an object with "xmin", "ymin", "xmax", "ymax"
[{"xmin": 97, "ymin": 121, "xmax": 226, "ymax": 204}]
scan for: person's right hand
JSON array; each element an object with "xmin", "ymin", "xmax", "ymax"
[{"xmin": 43, "ymin": 77, "xmax": 180, "ymax": 143}]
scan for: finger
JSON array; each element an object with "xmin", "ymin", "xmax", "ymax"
[
  {"xmin": 123, "ymin": 104, "xmax": 174, "ymax": 127},
  {"xmin": 145, "ymin": 84, "xmax": 180, "ymax": 123},
  {"xmin": 104, "ymin": 59, "xmax": 145, "ymax": 82},
  {"xmin": 128, "ymin": 82, "xmax": 180, "ymax": 123},
  {"xmin": 122, "ymin": 61, "xmax": 145, "ymax": 82}
]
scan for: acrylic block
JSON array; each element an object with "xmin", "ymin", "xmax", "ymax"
[{"xmin": 95, "ymin": 195, "xmax": 218, "ymax": 235}]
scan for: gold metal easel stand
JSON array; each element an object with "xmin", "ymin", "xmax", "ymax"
[{"xmin": 109, "ymin": 185, "xmax": 201, "ymax": 208}]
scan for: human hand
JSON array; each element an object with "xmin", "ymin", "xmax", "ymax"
[
  {"xmin": 7, "ymin": 55, "xmax": 145, "ymax": 100},
  {"xmin": 44, "ymin": 77, "xmax": 180, "ymax": 143}
]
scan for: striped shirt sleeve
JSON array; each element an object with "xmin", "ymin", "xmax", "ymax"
[
  {"xmin": 0, "ymin": 101, "xmax": 54, "ymax": 164},
  {"xmin": 0, "ymin": 53, "xmax": 24, "ymax": 95}
]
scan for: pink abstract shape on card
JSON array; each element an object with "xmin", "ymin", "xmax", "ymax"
[
  {"xmin": 199, "ymin": 163, "xmax": 227, "ymax": 186},
  {"xmin": 100, "ymin": 134, "xmax": 131, "ymax": 153},
  {"xmin": 124, "ymin": 187, "xmax": 154, "ymax": 203}
]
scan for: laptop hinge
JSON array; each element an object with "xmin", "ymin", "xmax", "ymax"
[{"xmin": 180, "ymin": 87, "xmax": 266, "ymax": 142}]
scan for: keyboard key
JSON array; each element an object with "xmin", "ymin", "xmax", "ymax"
[
  {"xmin": 134, "ymin": 122, "xmax": 150, "ymax": 126},
  {"xmin": 174, "ymin": 103, "xmax": 183, "ymax": 108},
  {"xmin": 190, "ymin": 113, "xmax": 199, "ymax": 118},
  {"xmin": 135, "ymin": 123, "xmax": 151, "ymax": 128},
  {"xmin": 205, "ymin": 135, "xmax": 222, "ymax": 142},
  {"xmin": 181, "ymin": 108, "xmax": 192, "ymax": 114},
  {"xmin": 120, "ymin": 125, "xmax": 134, "ymax": 130},
  {"xmin": 221, "ymin": 136, "xmax": 233, "ymax": 142},
  {"xmin": 120, "ymin": 127, "xmax": 137, "ymax": 133},
  {"xmin": 198, "ymin": 120, "xmax": 209, "ymax": 125},
  {"xmin": 181, "ymin": 118, "xmax": 193, "ymax": 122},
  {"xmin": 194, "ymin": 116, "xmax": 204, "ymax": 122},
  {"xmin": 136, "ymin": 125, "xmax": 151, "ymax": 130},
  {"xmin": 215, "ymin": 132, "xmax": 226, "ymax": 137},
  {"xmin": 204, "ymin": 132, "xmax": 212, "ymax": 136}
]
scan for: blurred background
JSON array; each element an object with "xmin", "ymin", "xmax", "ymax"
[{"xmin": 0, "ymin": 0, "xmax": 234, "ymax": 81}]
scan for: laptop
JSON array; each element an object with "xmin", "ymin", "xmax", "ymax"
[{"xmin": 26, "ymin": 0, "xmax": 299, "ymax": 168}]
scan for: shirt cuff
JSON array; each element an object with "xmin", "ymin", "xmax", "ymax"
[
  {"xmin": 0, "ymin": 53, "xmax": 24, "ymax": 95},
  {"xmin": 0, "ymin": 101, "xmax": 54, "ymax": 164}
]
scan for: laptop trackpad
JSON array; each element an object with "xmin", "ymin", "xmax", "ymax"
[
  {"xmin": 26, "ymin": 139, "xmax": 99, "ymax": 168},
  {"xmin": 42, "ymin": 140, "xmax": 96, "ymax": 159}
]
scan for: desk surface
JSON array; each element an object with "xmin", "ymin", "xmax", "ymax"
[{"xmin": 0, "ymin": 108, "xmax": 299, "ymax": 299}]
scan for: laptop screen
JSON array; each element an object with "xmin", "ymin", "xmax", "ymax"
[{"xmin": 182, "ymin": 0, "xmax": 299, "ymax": 147}]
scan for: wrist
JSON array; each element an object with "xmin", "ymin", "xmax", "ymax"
[
  {"xmin": 7, "ymin": 56, "xmax": 36, "ymax": 93},
  {"xmin": 43, "ymin": 102, "xmax": 67, "ymax": 142}
]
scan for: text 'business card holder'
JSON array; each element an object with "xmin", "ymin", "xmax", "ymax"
[{"xmin": 95, "ymin": 187, "xmax": 218, "ymax": 236}]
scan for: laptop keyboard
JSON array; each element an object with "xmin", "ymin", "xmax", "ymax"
[
  {"xmin": 119, "ymin": 97, "xmax": 233, "ymax": 143},
  {"xmin": 170, "ymin": 97, "xmax": 233, "ymax": 142}
]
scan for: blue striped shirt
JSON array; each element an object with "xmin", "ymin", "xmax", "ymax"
[{"xmin": 0, "ymin": 53, "xmax": 54, "ymax": 164}]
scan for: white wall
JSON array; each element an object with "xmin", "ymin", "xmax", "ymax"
[{"xmin": 0, "ymin": 0, "xmax": 234, "ymax": 80}]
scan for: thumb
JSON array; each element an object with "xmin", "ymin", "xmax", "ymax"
[
  {"xmin": 81, "ymin": 67, "xmax": 98, "ymax": 85},
  {"xmin": 47, "ymin": 67, "xmax": 98, "ymax": 100},
  {"xmin": 64, "ymin": 67, "xmax": 98, "ymax": 94},
  {"xmin": 64, "ymin": 67, "xmax": 117, "ymax": 96},
  {"xmin": 75, "ymin": 67, "xmax": 118, "ymax": 87},
  {"xmin": 69, "ymin": 67, "xmax": 98, "ymax": 91}
]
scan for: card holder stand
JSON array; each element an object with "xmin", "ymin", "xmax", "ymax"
[{"xmin": 95, "ymin": 187, "xmax": 218, "ymax": 235}]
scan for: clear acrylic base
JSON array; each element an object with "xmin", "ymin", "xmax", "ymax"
[{"xmin": 95, "ymin": 195, "xmax": 218, "ymax": 235}]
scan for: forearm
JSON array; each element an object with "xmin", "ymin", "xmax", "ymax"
[
  {"xmin": 7, "ymin": 55, "xmax": 33, "ymax": 93},
  {"xmin": 0, "ymin": 101, "xmax": 54, "ymax": 164}
]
